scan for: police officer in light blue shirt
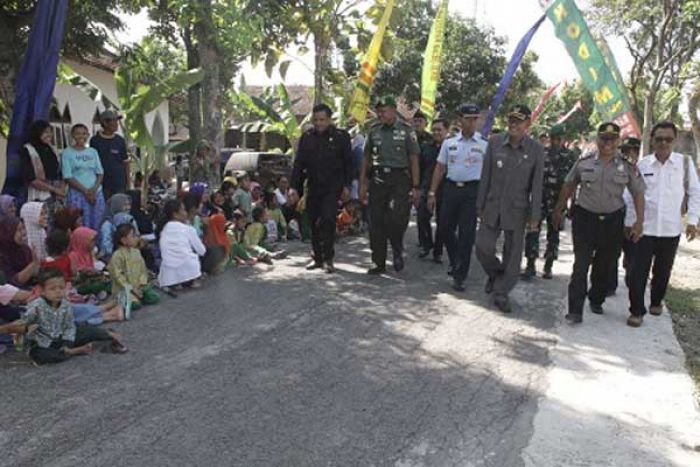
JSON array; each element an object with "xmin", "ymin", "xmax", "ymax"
[{"xmin": 427, "ymin": 103, "xmax": 487, "ymax": 291}]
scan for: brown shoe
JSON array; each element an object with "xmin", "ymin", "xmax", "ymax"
[
  {"xmin": 627, "ymin": 315, "xmax": 644, "ymax": 328},
  {"xmin": 649, "ymin": 304, "xmax": 663, "ymax": 316}
]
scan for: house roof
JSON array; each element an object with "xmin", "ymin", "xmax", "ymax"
[{"xmin": 65, "ymin": 50, "xmax": 120, "ymax": 72}]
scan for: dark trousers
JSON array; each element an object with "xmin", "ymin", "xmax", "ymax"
[
  {"xmin": 475, "ymin": 222, "xmax": 526, "ymax": 297},
  {"xmin": 29, "ymin": 325, "xmax": 113, "ymax": 365},
  {"xmin": 417, "ymin": 188, "xmax": 444, "ymax": 257},
  {"xmin": 608, "ymin": 236, "xmax": 637, "ymax": 293},
  {"xmin": 441, "ymin": 182, "xmax": 479, "ymax": 283},
  {"xmin": 567, "ymin": 206, "xmax": 624, "ymax": 316},
  {"xmin": 307, "ymin": 191, "xmax": 338, "ymax": 263},
  {"xmin": 628, "ymin": 235, "xmax": 680, "ymax": 316},
  {"xmin": 524, "ymin": 216, "xmax": 560, "ymax": 262},
  {"xmin": 369, "ymin": 169, "xmax": 411, "ymax": 267}
]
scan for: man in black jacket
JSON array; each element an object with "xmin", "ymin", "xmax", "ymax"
[{"xmin": 291, "ymin": 104, "xmax": 353, "ymax": 273}]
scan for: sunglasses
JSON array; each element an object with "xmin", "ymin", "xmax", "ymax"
[{"xmin": 654, "ymin": 136, "xmax": 674, "ymax": 144}]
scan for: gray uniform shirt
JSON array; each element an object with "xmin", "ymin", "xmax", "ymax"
[
  {"xmin": 477, "ymin": 133, "xmax": 545, "ymax": 231},
  {"xmin": 565, "ymin": 152, "xmax": 645, "ymax": 214}
]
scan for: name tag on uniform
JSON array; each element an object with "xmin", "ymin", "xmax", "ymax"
[
  {"xmin": 497, "ymin": 160, "xmax": 504, "ymax": 169},
  {"xmin": 643, "ymin": 173, "xmax": 654, "ymax": 177},
  {"xmin": 449, "ymin": 145, "xmax": 458, "ymax": 151}
]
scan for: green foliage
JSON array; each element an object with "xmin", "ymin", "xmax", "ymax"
[{"xmin": 532, "ymin": 81, "xmax": 595, "ymax": 140}]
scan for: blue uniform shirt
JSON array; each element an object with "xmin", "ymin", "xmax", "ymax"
[{"xmin": 437, "ymin": 131, "xmax": 487, "ymax": 182}]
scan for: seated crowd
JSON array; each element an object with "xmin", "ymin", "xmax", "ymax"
[{"xmin": 0, "ymin": 123, "xmax": 362, "ymax": 365}]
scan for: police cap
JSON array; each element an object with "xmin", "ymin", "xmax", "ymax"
[
  {"xmin": 621, "ymin": 136, "xmax": 641, "ymax": 148},
  {"xmin": 375, "ymin": 95, "xmax": 397, "ymax": 108},
  {"xmin": 457, "ymin": 103, "xmax": 480, "ymax": 117},
  {"xmin": 597, "ymin": 122, "xmax": 621, "ymax": 138}
]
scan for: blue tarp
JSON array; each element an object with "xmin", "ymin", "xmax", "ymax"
[{"xmin": 3, "ymin": 0, "xmax": 68, "ymax": 196}]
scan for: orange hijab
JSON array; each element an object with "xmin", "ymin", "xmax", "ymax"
[
  {"xmin": 68, "ymin": 227, "xmax": 97, "ymax": 271},
  {"xmin": 204, "ymin": 213, "xmax": 230, "ymax": 256}
]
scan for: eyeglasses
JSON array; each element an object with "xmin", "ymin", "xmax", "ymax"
[
  {"xmin": 599, "ymin": 136, "xmax": 618, "ymax": 143},
  {"xmin": 654, "ymin": 136, "xmax": 674, "ymax": 144}
]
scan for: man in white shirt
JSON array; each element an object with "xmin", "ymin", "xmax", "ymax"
[{"xmin": 627, "ymin": 121, "xmax": 700, "ymax": 327}]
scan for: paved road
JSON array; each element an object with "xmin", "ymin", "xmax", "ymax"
[{"xmin": 0, "ymin": 227, "xmax": 569, "ymax": 467}]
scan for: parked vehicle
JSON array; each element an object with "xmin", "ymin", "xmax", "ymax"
[{"xmin": 223, "ymin": 151, "xmax": 292, "ymax": 186}]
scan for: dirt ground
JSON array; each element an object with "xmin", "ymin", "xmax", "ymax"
[{"xmin": 666, "ymin": 238, "xmax": 700, "ymax": 391}]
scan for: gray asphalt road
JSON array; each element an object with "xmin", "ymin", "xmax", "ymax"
[{"xmin": 0, "ymin": 227, "xmax": 568, "ymax": 467}]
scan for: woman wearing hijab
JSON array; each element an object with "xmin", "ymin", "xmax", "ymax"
[
  {"xmin": 0, "ymin": 195, "xmax": 17, "ymax": 221},
  {"xmin": 20, "ymin": 202, "xmax": 48, "ymax": 261},
  {"xmin": 0, "ymin": 218, "xmax": 40, "ymax": 287},
  {"xmin": 99, "ymin": 193, "xmax": 137, "ymax": 259},
  {"xmin": 202, "ymin": 213, "xmax": 230, "ymax": 274},
  {"xmin": 68, "ymin": 227, "xmax": 98, "ymax": 273},
  {"xmin": 20, "ymin": 120, "xmax": 67, "ymax": 214}
]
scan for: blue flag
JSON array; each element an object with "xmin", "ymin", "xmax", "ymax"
[
  {"xmin": 3, "ymin": 0, "xmax": 69, "ymax": 196},
  {"xmin": 481, "ymin": 14, "xmax": 546, "ymax": 137}
]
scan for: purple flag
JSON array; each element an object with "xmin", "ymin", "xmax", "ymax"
[
  {"xmin": 3, "ymin": 0, "xmax": 69, "ymax": 196},
  {"xmin": 481, "ymin": 14, "xmax": 546, "ymax": 137}
]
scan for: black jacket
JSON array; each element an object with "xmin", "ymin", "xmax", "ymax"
[{"xmin": 291, "ymin": 126, "xmax": 353, "ymax": 196}]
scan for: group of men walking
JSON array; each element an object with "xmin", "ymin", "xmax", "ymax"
[{"xmin": 291, "ymin": 95, "xmax": 700, "ymax": 328}]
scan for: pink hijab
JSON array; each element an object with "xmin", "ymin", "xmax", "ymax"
[{"xmin": 68, "ymin": 227, "xmax": 97, "ymax": 271}]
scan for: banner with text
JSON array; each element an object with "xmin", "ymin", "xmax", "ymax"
[
  {"xmin": 545, "ymin": 0, "xmax": 640, "ymax": 137},
  {"xmin": 348, "ymin": 0, "xmax": 396, "ymax": 124},
  {"xmin": 420, "ymin": 0, "xmax": 449, "ymax": 124}
]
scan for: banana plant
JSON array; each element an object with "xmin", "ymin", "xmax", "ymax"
[
  {"xmin": 234, "ymin": 83, "xmax": 310, "ymax": 156},
  {"xmin": 58, "ymin": 61, "xmax": 203, "ymax": 201}
]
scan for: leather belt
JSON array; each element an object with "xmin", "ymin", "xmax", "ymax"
[{"xmin": 446, "ymin": 179, "xmax": 479, "ymax": 188}]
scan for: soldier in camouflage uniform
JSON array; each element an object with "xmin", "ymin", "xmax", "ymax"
[{"xmin": 522, "ymin": 125, "xmax": 575, "ymax": 279}]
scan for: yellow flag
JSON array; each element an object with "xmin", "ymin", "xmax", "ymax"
[
  {"xmin": 348, "ymin": 0, "xmax": 396, "ymax": 123},
  {"xmin": 420, "ymin": 0, "xmax": 449, "ymax": 123}
]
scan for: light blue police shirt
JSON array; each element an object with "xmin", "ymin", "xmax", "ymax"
[{"xmin": 436, "ymin": 131, "xmax": 487, "ymax": 182}]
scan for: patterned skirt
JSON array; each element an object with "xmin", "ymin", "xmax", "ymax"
[{"xmin": 67, "ymin": 188, "xmax": 105, "ymax": 231}]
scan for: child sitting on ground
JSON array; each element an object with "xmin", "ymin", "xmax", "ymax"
[
  {"xmin": 41, "ymin": 229, "xmax": 74, "ymax": 283},
  {"xmin": 158, "ymin": 199, "xmax": 206, "ymax": 291},
  {"xmin": 264, "ymin": 191, "xmax": 287, "ymax": 245},
  {"xmin": 69, "ymin": 227, "xmax": 111, "ymax": 296},
  {"xmin": 244, "ymin": 206, "xmax": 287, "ymax": 265},
  {"xmin": 21, "ymin": 268, "xmax": 127, "ymax": 365},
  {"xmin": 337, "ymin": 200, "xmax": 361, "ymax": 237},
  {"xmin": 227, "ymin": 210, "xmax": 257, "ymax": 266},
  {"xmin": 108, "ymin": 223, "xmax": 160, "ymax": 311}
]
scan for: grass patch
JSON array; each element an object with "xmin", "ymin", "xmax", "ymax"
[{"xmin": 667, "ymin": 286, "xmax": 700, "ymax": 387}]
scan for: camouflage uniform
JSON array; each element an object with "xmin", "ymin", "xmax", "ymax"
[{"xmin": 524, "ymin": 143, "xmax": 575, "ymax": 275}]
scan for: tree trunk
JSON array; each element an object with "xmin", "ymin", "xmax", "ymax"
[
  {"xmin": 194, "ymin": 0, "xmax": 223, "ymax": 188},
  {"xmin": 640, "ymin": 88, "xmax": 656, "ymax": 157},
  {"xmin": 182, "ymin": 27, "xmax": 202, "ymax": 168},
  {"xmin": 689, "ymin": 83, "xmax": 700, "ymax": 159},
  {"xmin": 313, "ymin": 32, "xmax": 330, "ymax": 105}
]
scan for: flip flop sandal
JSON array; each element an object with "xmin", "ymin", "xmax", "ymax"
[{"xmin": 111, "ymin": 341, "xmax": 128, "ymax": 354}]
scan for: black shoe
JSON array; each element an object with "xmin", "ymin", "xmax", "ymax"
[
  {"xmin": 432, "ymin": 255, "xmax": 443, "ymax": 264},
  {"xmin": 590, "ymin": 303, "xmax": 604, "ymax": 315},
  {"xmin": 452, "ymin": 280, "xmax": 465, "ymax": 292},
  {"xmin": 484, "ymin": 277, "xmax": 495, "ymax": 294},
  {"xmin": 606, "ymin": 289, "xmax": 616, "ymax": 297},
  {"xmin": 418, "ymin": 248, "xmax": 431, "ymax": 259},
  {"xmin": 447, "ymin": 265, "xmax": 454, "ymax": 276},
  {"xmin": 393, "ymin": 255, "xmax": 405, "ymax": 272},
  {"xmin": 367, "ymin": 265, "xmax": 386, "ymax": 275},
  {"xmin": 325, "ymin": 261, "xmax": 335, "ymax": 274},
  {"xmin": 494, "ymin": 295, "xmax": 512, "ymax": 313},
  {"xmin": 542, "ymin": 268, "xmax": 553, "ymax": 279},
  {"xmin": 565, "ymin": 313, "xmax": 583, "ymax": 324},
  {"xmin": 521, "ymin": 265, "xmax": 536, "ymax": 281},
  {"xmin": 306, "ymin": 260, "xmax": 323, "ymax": 271}
]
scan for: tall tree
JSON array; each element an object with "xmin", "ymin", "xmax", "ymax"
[{"xmin": 590, "ymin": 0, "xmax": 700, "ymax": 154}]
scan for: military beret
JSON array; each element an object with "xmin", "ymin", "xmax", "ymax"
[
  {"xmin": 508, "ymin": 104, "xmax": 532, "ymax": 121},
  {"xmin": 375, "ymin": 95, "xmax": 397, "ymax": 108},
  {"xmin": 457, "ymin": 103, "xmax": 480, "ymax": 117},
  {"xmin": 597, "ymin": 122, "xmax": 621, "ymax": 137},
  {"xmin": 621, "ymin": 136, "xmax": 641, "ymax": 148},
  {"xmin": 549, "ymin": 124, "xmax": 565, "ymax": 137}
]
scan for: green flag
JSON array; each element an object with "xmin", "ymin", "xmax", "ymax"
[
  {"xmin": 420, "ymin": 0, "xmax": 449, "ymax": 124},
  {"xmin": 545, "ymin": 0, "xmax": 640, "ymax": 136}
]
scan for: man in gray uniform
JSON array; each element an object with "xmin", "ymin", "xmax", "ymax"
[
  {"xmin": 553, "ymin": 122, "xmax": 645, "ymax": 324},
  {"xmin": 359, "ymin": 95, "xmax": 421, "ymax": 274},
  {"xmin": 475, "ymin": 105, "xmax": 545, "ymax": 312}
]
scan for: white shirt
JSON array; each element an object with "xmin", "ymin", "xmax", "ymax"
[
  {"xmin": 158, "ymin": 221, "xmax": 206, "ymax": 287},
  {"xmin": 638, "ymin": 152, "xmax": 700, "ymax": 237},
  {"xmin": 274, "ymin": 188, "xmax": 288, "ymax": 206},
  {"xmin": 623, "ymin": 188, "xmax": 636, "ymax": 227}
]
